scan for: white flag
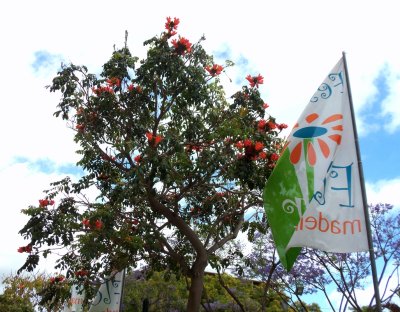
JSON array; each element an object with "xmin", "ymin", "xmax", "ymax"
[
  {"xmin": 264, "ymin": 57, "xmax": 368, "ymax": 270},
  {"xmin": 88, "ymin": 271, "xmax": 124, "ymax": 312},
  {"xmin": 63, "ymin": 285, "xmax": 85, "ymax": 312}
]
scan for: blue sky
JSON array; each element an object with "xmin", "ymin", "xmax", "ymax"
[
  {"xmin": 359, "ymin": 70, "xmax": 400, "ymax": 182},
  {"xmin": 1, "ymin": 0, "xmax": 400, "ymax": 310}
]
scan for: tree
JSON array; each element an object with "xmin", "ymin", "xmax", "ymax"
[
  {"xmin": 245, "ymin": 203, "xmax": 400, "ymax": 311},
  {"xmin": 311, "ymin": 203, "xmax": 400, "ymax": 311},
  {"xmin": 244, "ymin": 229, "xmax": 327, "ymax": 312},
  {"xmin": 18, "ymin": 17, "xmax": 287, "ymax": 311},
  {"xmin": 0, "ymin": 271, "xmax": 68, "ymax": 312},
  {"xmin": 122, "ymin": 268, "xmax": 289, "ymax": 311}
]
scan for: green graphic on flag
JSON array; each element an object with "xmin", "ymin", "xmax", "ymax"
[{"xmin": 263, "ymin": 147, "xmax": 304, "ymax": 270}]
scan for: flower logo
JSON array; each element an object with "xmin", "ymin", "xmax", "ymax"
[{"xmin": 288, "ymin": 113, "xmax": 343, "ymax": 166}]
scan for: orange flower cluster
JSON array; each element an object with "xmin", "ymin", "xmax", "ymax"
[
  {"xmin": 165, "ymin": 17, "xmax": 180, "ymax": 37},
  {"xmin": 172, "ymin": 37, "xmax": 192, "ymax": 56},
  {"xmin": 92, "ymin": 85, "xmax": 114, "ymax": 95},
  {"xmin": 128, "ymin": 84, "xmax": 142, "ymax": 93},
  {"xmin": 106, "ymin": 77, "xmax": 121, "ymax": 87},
  {"xmin": 235, "ymin": 139, "xmax": 266, "ymax": 161},
  {"xmin": 134, "ymin": 154, "xmax": 141, "ymax": 163},
  {"xmin": 205, "ymin": 64, "xmax": 223, "ymax": 77},
  {"xmin": 246, "ymin": 74, "xmax": 264, "ymax": 88},
  {"xmin": 146, "ymin": 132, "xmax": 163, "ymax": 146},
  {"xmin": 82, "ymin": 218, "xmax": 103, "ymax": 230},
  {"xmin": 49, "ymin": 275, "xmax": 64, "ymax": 284},
  {"xmin": 75, "ymin": 269, "xmax": 89, "ymax": 277},
  {"xmin": 39, "ymin": 199, "xmax": 55, "ymax": 207},
  {"xmin": 17, "ymin": 245, "xmax": 32, "ymax": 253}
]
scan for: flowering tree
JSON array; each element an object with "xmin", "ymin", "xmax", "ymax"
[
  {"xmin": 244, "ymin": 230, "xmax": 328, "ymax": 312},
  {"xmin": 18, "ymin": 17, "xmax": 287, "ymax": 311},
  {"xmin": 0, "ymin": 271, "xmax": 69, "ymax": 312},
  {"xmin": 245, "ymin": 203, "xmax": 400, "ymax": 312}
]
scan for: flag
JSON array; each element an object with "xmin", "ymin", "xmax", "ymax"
[
  {"xmin": 63, "ymin": 285, "xmax": 85, "ymax": 312},
  {"xmin": 263, "ymin": 57, "xmax": 368, "ymax": 271},
  {"xmin": 88, "ymin": 270, "xmax": 124, "ymax": 312}
]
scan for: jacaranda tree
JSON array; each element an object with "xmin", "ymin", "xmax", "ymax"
[
  {"xmin": 245, "ymin": 203, "xmax": 400, "ymax": 312},
  {"xmin": 17, "ymin": 17, "xmax": 288, "ymax": 311}
]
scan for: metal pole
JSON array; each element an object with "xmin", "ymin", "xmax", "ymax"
[
  {"xmin": 342, "ymin": 51, "xmax": 382, "ymax": 312},
  {"xmin": 119, "ymin": 269, "xmax": 126, "ymax": 312}
]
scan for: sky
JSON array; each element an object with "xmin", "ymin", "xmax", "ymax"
[{"xmin": 1, "ymin": 0, "xmax": 400, "ymax": 310}]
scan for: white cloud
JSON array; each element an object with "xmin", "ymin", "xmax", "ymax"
[
  {"xmin": 326, "ymin": 266, "xmax": 400, "ymax": 310},
  {"xmin": 382, "ymin": 74, "xmax": 400, "ymax": 133},
  {"xmin": 366, "ymin": 178, "xmax": 400, "ymax": 208}
]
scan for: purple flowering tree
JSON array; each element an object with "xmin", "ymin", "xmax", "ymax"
[
  {"xmin": 245, "ymin": 203, "xmax": 400, "ymax": 312},
  {"xmin": 245, "ymin": 230, "xmax": 327, "ymax": 311}
]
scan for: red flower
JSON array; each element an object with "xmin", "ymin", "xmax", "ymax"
[
  {"xmin": 268, "ymin": 121, "xmax": 277, "ymax": 130},
  {"xmin": 39, "ymin": 199, "xmax": 55, "ymax": 207},
  {"xmin": 92, "ymin": 86, "xmax": 114, "ymax": 96},
  {"xmin": 243, "ymin": 139, "xmax": 252, "ymax": 147},
  {"xmin": 254, "ymin": 141, "xmax": 264, "ymax": 151},
  {"xmin": 128, "ymin": 84, "xmax": 142, "ymax": 93},
  {"xmin": 154, "ymin": 135, "xmax": 163, "ymax": 146},
  {"xmin": 106, "ymin": 77, "xmax": 121, "ymax": 87},
  {"xmin": 76, "ymin": 107, "xmax": 84, "ymax": 115},
  {"xmin": 134, "ymin": 154, "xmax": 141, "ymax": 163},
  {"xmin": 235, "ymin": 141, "xmax": 244, "ymax": 149},
  {"xmin": 50, "ymin": 275, "xmax": 64, "ymax": 284},
  {"xmin": 270, "ymin": 153, "xmax": 279, "ymax": 161},
  {"xmin": 278, "ymin": 123, "xmax": 288, "ymax": 130},
  {"xmin": 132, "ymin": 218, "xmax": 139, "ymax": 225},
  {"xmin": 76, "ymin": 124, "xmax": 85, "ymax": 132},
  {"xmin": 75, "ymin": 270, "xmax": 88, "ymax": 277},
  {"xmin": 146, "ymin": 132, "xmax": 163, "ymax": 146},
  {"xmin": 18, "ymin": 245, "xmax": 32, "ymax": 253},
  {"xmin": 259, "ymin": 151, "xmax": 267, "ymax": 159},
  {"xmin": 186, "ymin": 144, "xmax": 202, "ymax": 152},
  {"xmin": 263, "ymin": 103, "xmax": 269, "ymax": 109},
  {"xmin": 146, "ymin": 132, "xmax": 153, "ymax": 141},
  {"xmin": 205, "ymin": 64, "xmax": 223, "ymax": 77},
  {"xmin": 246, "ymin": 74, "xmax": 264, "ymax": 88},
  {"xmin": 82, "ymin": 218, "xmax": 90, "ymax": 228},
  {"xmin": 258, "ymin": 119, "xmax": 267, "ymax": 130},
  {"xmin": 101, "ymin": 154, "xmax": 115, "ymax": 162},
  {"xmin": 94, "ymin": 219, "xmax": 103, "ymax": 230},
  {"xmin": 172, "ymin": 37, "xmax": 192, "ymax": 56},
  {"xmin": 165, "ymin": 17, "xmax": 180, "ymax": 36}
]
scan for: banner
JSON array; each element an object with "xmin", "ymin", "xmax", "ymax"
[
  {"xmin": 63, "ymin": 285, "xmax": 85, "ymax": 312},
  {"xmin": 88, "ymin": 270, "xmax": 124, "ymax": 312},
  {"xmin": 263, "ymin": 57, "xmax": 368, "ymax": 270}
]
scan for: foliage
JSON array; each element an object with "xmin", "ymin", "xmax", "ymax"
[
  {"xmin": 17, "ymin": 17, "xmax": 287, "ymax": 311},
  {"xmin": 0, "ymin": 271, "xmax": 69, "ymax": 312},
  {"xmin": 122, "ymin": 268, "xmax": 291, "ymax": 311}
]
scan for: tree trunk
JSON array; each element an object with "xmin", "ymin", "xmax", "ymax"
[{"xmin": 186, "ymin": 257, "xmax": 208, "ymax": 312}]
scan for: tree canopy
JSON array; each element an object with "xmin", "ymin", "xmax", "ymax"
[{"xmin": 17, "ymin": 17, "xmax": 287, "ymax": 311}]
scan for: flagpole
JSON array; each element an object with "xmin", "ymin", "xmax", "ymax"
[
  {"xmin": 119, "ymin": 268, "xmax": 126, "ymax": 312},
  {"xmin": 342, "ymin": 51, "xmax": 382, "ymax": 312}
]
